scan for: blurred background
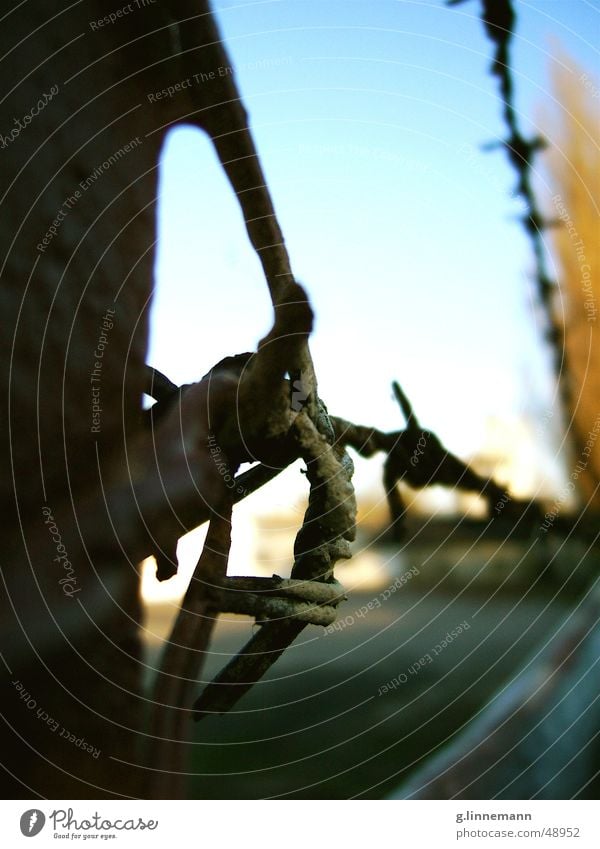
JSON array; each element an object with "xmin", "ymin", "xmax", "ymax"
[{"xmin": 142, "ymin": 0, "xmax": 599, "ymax": 798}]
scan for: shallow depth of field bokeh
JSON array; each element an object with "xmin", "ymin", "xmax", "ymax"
[{"xmin": 142, "ymin": 1, "xmax": 599, "ymax": 798}]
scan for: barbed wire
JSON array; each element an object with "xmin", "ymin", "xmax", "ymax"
[
  {"xmin": 145, "ymin": 364, "xmax": 527, "ymax": 721},
  {"xmin": 450, "ymin": 0, "xmax": 575, "ymax": 442},
  {"xmin": 146, "ymin": 0, "xmax": 575, "ymax": 790}
]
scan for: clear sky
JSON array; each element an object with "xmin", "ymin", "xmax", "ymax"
[{"xmin": 147, "ymin": 0, "xmax": 600, "ymax": 499}]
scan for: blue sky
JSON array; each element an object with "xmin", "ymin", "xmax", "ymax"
[{"xmin": 147, "ymin": 0, "xmax": 599, "ymax": 498}]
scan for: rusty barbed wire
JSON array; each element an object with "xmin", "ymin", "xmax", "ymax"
[
  {"xmin": 449, "ymin": 0, "xmax": 576, "ymax": 445},
  {"xmin": 145, "ymin": 365, "xmax": 527, "ymax": 720},
  {"xmin": 147, "ymin": 0, "xmax": 556, "ymax": 780}
]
